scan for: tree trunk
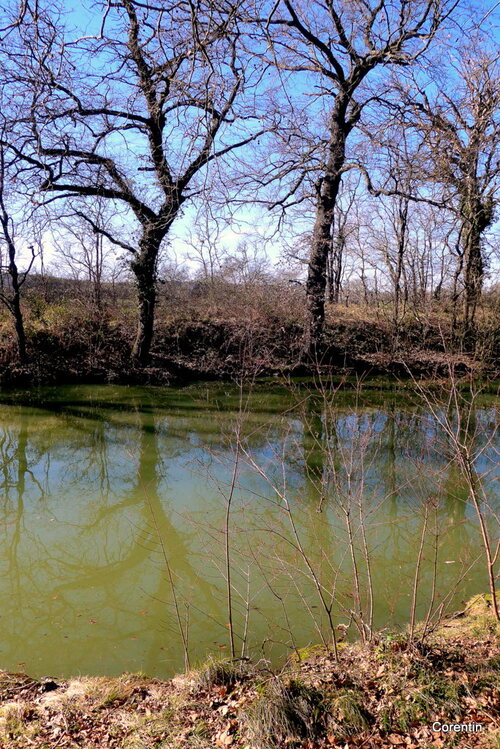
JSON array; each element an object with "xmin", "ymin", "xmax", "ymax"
[
  {"xmin": 0, "ymin": 206, "xmax": 28, "ymax": 364},
  {"xmin": 12, "ymin": 288, "xmax": 27, "ymax": 364},
  {"xmin": 463, "ymin": 233, "xmax": 483, "ymax": 333},
  {"xmin": 304, "ymin": 110, "xmax": 347, "ymax": 357},
  {"xmin": 130, "ymin": 208, "xmax": 179, "ymax": 366},
  {"xmin": 393, "ymin": 197, "xmax": 408, "ymax": 347},
  {"xmin": 328, "ymin": 227, "xmax": 344, "ymax": 305},
  {"xmin": 460, "ymin": 193, "xmax": 492, "ymax": 344},
  {"xmin": 131, "ymin": 236, "xmax": 161, "ymax": 367},
  {"xmin": 462, "ymin": 223, "xmax": 484, "ymax": 332},
  {"xmin": 305, "ymin": 178, "xmax": 338, "ymax": 356},
  {"xmin": 8, "ymin": 246, "xmax": 27, "ymax": 365}
]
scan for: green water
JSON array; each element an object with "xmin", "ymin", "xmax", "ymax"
[{"xmin": 0, "ymin": 382, "xmax": 497, "ymax": 679}]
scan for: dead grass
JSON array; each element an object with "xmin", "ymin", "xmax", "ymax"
[
  {"xmin": 193, "ymin": 656, "xmax": 254, "ymax": 693},
  {"xmin": 246, "ymin": 677, "xmax": 327, "ymax": 748},
  {"xmin": 1, "ymin": 281, "xmax": 498, "ymax": 385}
]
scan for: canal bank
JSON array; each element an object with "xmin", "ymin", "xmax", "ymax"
[{"xmin": 0, "ymin": 594, "xmax": 498, "ymax": 748}]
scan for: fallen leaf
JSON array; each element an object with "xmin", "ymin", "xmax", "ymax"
[
  {"xmin": 387, "ymin": 734, "xmax": 404, "ymax": 745},
  {"xmin": 216, "ymin": 729, "xmax": 234, "ymax": 746}
]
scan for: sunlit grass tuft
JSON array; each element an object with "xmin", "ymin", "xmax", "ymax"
[
  {"xmin": 246, "ymin": 677, "xmax": 326, "ymax": 749},
  {"xmin": 194, "ymin": 656, "xmax": 253, "ymax": 692}
]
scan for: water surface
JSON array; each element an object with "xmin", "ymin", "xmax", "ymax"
[{"xmin": 0, "ymin": 382, "xmax": 497, "ymax": 678}]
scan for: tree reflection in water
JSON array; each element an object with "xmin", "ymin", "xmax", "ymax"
[{"xmin": 0, "ymin": 384, "xmax": 496, "ymax": 677}]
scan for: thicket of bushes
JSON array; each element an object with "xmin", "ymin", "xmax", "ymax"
[{"xmin": 0, "ymin": 275, "xmax": 498, "ymax": 385}]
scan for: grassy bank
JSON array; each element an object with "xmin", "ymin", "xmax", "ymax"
[
  {"xmin": 0, "ymin": 595, "xmax": 498, "ymax": 748},
  {"xmin": 1, "ymin": 278, "xmax": 498, "ymax": 385}
]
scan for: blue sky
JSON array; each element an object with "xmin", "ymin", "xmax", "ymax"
[{"xmin": 3, "ymin": 0, "xmax": 499, "ymax": 285}]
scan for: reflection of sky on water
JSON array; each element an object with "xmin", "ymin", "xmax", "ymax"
[{"xmin": 0, "ymin": 384, "xmax": 497, "ymax": 678}]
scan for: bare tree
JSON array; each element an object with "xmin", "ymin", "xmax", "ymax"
[
  {"xmin": 369, "ymin": 147, "xmax": 413, "ymax": 342},
  {"xmin": 326, "ymin": 180, "xmax": 360, "ymax": 305},
  {"xmin": 402, "ymin": 49, "xmax": 500, "ymax": 339},
  {"xmin": 260, "ymin": 0, "xmax": 457, "ymax": 355},
  {"xmin": 0, "ymin": 130, "xmax": 37, "ymax": 364},
  {"xmin": 54, "ymin": 199, "xmax": 118, "ymax": 315},
  {"xmin": 1, "ymin": 0, "xmax": 264, "ymax": 365}
]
